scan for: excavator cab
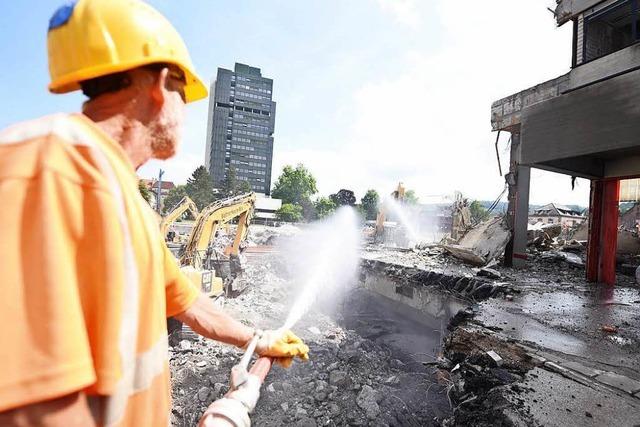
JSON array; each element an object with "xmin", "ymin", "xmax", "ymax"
[{"xmin": 179, "ymin": 193, "xmax": 256, "ymax": 297}]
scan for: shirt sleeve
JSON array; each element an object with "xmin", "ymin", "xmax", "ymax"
[{"xmin": 163, "ymin": 242, "xmax": 200, "ymax": 317}]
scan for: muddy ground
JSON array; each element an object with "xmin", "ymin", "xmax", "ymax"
[{"xmin": 169, "ymin": 253, "xmax": 451, "ymax": 427}]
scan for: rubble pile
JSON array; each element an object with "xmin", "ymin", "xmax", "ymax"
[
  {"xmin": 441, "ymin": 217, "xmax": 511, "ymax": 267},
  {"xmin": 440, "ymin": 327, "xmax": 539, "ymax": 426},
  {"xmin": 246, "ymin": 224, "xmax": 301, "ymax": 246},
  {"xmin": 170, "ymin": 255, "xmax": 451, "ymax": 426},
  {"xmin": 361, "ymin": 259, "xmax": 512, "ymax": 302}
]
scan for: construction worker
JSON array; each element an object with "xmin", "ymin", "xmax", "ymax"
[{"xmin": 0, "ymin": 1, "xmax": 308, "ymax": 426}]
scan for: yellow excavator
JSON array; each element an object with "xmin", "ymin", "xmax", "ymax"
[
  {"xmin": 374, "ymin": 182, "xmax": 405, "ymax": 242},
  {"xmin": 160, "ymin": 196, "xmax": 199, "ymax": 241},
  {"xmin": 179, "ymin": 192, "xmax": 257, "ymax": 297}
]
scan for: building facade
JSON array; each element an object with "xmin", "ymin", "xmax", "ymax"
[
  {"xmin": 528, "ymin": 203, "xmax": 586, "ymax": 228},
  {"xmin": 491, "ymin": 0, "xmax": 640, "ymax": 284},
  {"xmin": 205, "ymin": 63, "xmax": 276, "ymax": 195}
]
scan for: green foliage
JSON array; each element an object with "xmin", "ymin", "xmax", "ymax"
[
  {"xmin": 221, "ymin": 165, "xmax": 238, "ymax": 197},
  {"xmin": 329, "ymin": 189, "xmax": 356, "ymax": 206},
  {"xmin": 404, "ymin": 190, "xmax": 419, "ymax": 205},
  {"xmin": 162, "ymin": 185, "xmax": 188, "ymax": 214},
  {"xmin": 360, "ymin": 189, "xmax": 379, "ymax": 220},
  {"xmin": 315, "ymin": 197, "xmax": 337, "ymax": 219},
  {"xmin": 276, "ymin": 203, "xmax": 303, "ymax": 222},
  {"xmin": 237, "ymin": 180, "xmax": 252, "ymax": 194},
  {"xmin": 470, "ymin": 200, "xmax": 490, "ymax": 223},
  {"xmin": 138, "ymin": 181, "xmax": 153, "ymax": 204},
  {"xmin": 185, "ymin": 166, "xmax": 215, "ymax": 210},
  {"xmin": 217, "ymin": 166, "xmax": 254, "ymax": 199},
  {"xmin": 271, "ymin": 164, "xmax": 318, "ymax": 206}
]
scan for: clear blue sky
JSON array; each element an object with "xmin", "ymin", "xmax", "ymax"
[{"xmin": 0, "ymin": 1, "xmax": 588, "ymax": 205}]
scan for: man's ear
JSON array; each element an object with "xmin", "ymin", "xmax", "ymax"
[{"xmin": 149, "ymin": 67, "xmax": 169, "ymax": 111}]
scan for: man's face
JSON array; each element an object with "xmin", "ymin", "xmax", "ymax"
[{"xmin": 149, "ymin": 68, "xmax": 186, "ymax": 160}]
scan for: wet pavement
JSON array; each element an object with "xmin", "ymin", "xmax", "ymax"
[
  {"xmin": 512, "ymin": 367, "xmax": 640, "ymax": 426},
  {"xmin": 476, "ymin": 284, "xmax": 640, "ymax": 378}
]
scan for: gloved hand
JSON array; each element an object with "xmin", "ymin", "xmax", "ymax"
[{"xmin": 251, "ymin": 329, "xmax": 309, "ymax": 368}]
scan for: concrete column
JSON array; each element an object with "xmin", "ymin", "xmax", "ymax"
[
  {"xmin": 504, "ymin": 132, "xmax": 531, "ymax": 268},
  {"xmin": 587, "ymin": 179, "xmax": 619, "ymax": 285},
  {"xmin": 586, "ymin": 180, "xmax": 602, "ymax": 282}
]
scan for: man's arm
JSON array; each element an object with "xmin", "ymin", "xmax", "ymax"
[
  {"xmin": 0, "ymin": 392, "xmax": 95, "ymax": 427},
  {"xmin": 174, "ymin": 294, "xmax": 254, "ymax": 348}
]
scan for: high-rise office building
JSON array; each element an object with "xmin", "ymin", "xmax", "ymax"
[{"xmin": 205, "ymin": 63, "xmax": 276, "ymax": 195}]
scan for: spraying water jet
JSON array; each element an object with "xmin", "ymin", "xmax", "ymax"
[{"xmin": 278, "ymin": 206, "xmax": 362, "ymax": 332}]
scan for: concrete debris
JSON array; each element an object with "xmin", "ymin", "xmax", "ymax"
[
  {"xmin": 486, "ymin": 350, "xmax": 503, "ymax": 367},
  {"xmin": 477, "ymin": 267, "xmax": 501, "ymax": 279},
  {"xmin": 246, "ymin": 224, "xmax": 301, "ymax": 246},
  {"xmin": 539, "ymin": 250, "xmax": 584, "ymax": 266},
  {"xmin": 169, "ymin": 224, "xmax": 640, "ymax": 427},
  {"xmin": 307, "ymin": 326, "xmax": 321, "ymax": 335},
  {"xmin": 442, "ymin": 216, "xmax": 511, "ymax": 266},
  {"xmin": 356, "ymin": 385, "xmax": 381, "ymax": 419},
  {"xmin": 170, "ymin": 251, "xmax": 451, "ymax": 426}
]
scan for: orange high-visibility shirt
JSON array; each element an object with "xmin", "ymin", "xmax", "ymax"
[{"xmin": 0, "ymin": 114, "xmax": 200, "ymax": 426}]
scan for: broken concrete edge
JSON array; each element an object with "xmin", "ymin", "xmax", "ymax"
[
  {"xmin": 516, "ymin": 343, "xmax": 640, "ymax": 399},
  {"xmin": 441, "ymin": 244, "xmax": 487, "ymax": 266},
  {"xmin": 441, "ymin": 323, "xmax": 640, "ymax": 425},
  {"xmin": 593, "ymin": 371, "xmax": 640, "ymax": 397},
  {"xmin": 360, "ymin": 258, "xmax": 513, "ymax": 304},
  {"xmin": 450, "ymin": 316, "xmax": 640, "ymax": 403},
  {"xmin": 440, "ymin": 216, "xmax": 511, "ymax": 267}
]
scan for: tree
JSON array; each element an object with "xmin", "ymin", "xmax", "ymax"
[
  {"xmin": 185, "ymin": 166, "xmax": 215, "ymax": 209},
  {"xmin": 330, "ymin": 189, "xmax": 356, "ymax": 206},
  {"xmin": 271, "ymin": 164, "xmax": 318, "ymax": 206},
  {"xmin": 162, "ymin": 184, "xmax": 188, "ymax": 214},
  {"xmin": 221, "ymin": 165, "xmax": 238, "ymax": 197},
  {"xmin": 138, "ymin": 181, "xmax": 153, "ymax": 205},
  {"xmin": 315, "ymin": 197, "xmax": 337, "ymax": 219},
  {"xmin": 218, "ymin": 166, "xmax": 254, "ymax": 198},
  {"xmin": 237, "ymin": 180, "xmax": 252, "ymax": 194},
  {"xmin": 404, "ymin": 190, "xmax": 419, "ymax": 205},
  {"xmin": 276, "ymin": 203, "xmax": 303, "ymax": 222},
  {"xmin": 469, "ymin": 200, "xmax": 490, "ymax": 223},
  {"xmin": 360, "ymin": 189, "xmax": 379, "ymax": 220}
]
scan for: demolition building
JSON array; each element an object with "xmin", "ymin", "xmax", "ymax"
[
  {"xmin": 205, "ymin": 63, "xmax": 276, "ymax": 195},
  {"xmin": 492, "ymin": 0, "xmax": 640, "ymax": 284}
]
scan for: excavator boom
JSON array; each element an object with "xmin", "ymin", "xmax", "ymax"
[
  {"xmin": 179, "ymin": 193, "xmax": 256, "ymax": 295},
  {"xmin": 160, "ymin": 196, "xmax": 199, "ymax": 239},
  {"xmin": 375, "ymin": 182, "xmax": 405, "ymax": 241}
]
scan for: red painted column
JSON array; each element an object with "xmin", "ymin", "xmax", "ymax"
[
  {"xmin": 599, "ymin": 179, "xmax": 620, "ymax": 285},
  {"xmin": 586, "ymin": 180, "xmax": 602, "ymax": 282}
]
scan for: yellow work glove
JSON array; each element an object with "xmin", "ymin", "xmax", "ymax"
[{"xmin": 254, "ymin": 329, "xmax": 309, "ymax": 368}]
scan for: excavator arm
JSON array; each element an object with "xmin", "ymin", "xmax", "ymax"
[
  {"xmin": 375, "ymin": 182, "xmax": 405, "ymax": 241},
  {"xmin": 180, "ymin": 193, "xmax": 256, "ymax": 270},
  {"xmin": 160, "ymin": 196, "xmax": 199, "ymax": 239}
]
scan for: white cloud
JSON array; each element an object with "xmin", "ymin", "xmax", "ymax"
[
  {"xmin": 376, "ymin": 0, "xmax": 421, "ymax": 29},
  {"xmin": 143, "ymin": 1, "xmax": 590, "ymax": 208},
  {"xmin": 274, "ymin": 0, "xmax": 589, "ymax": 205}
]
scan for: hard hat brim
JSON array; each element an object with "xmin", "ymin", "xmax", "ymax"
[{"xmin": 48, "ymin": 58, "xmax": 208, "ymax": 104}]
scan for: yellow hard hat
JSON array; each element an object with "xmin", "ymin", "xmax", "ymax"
[{"xmin": 47, "ymin": 0, "xmax": 207, "ymax": 103}]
